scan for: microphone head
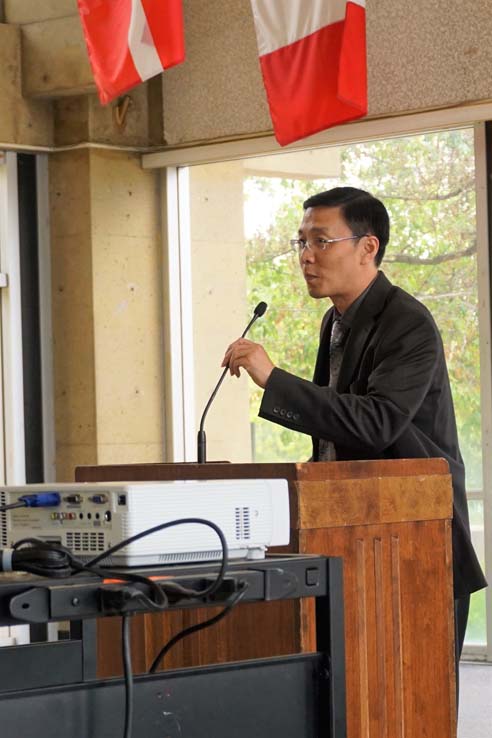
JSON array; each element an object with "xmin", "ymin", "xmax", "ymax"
[{"xmin": 254, "ymin": 301, "xmax": 268, "ymax": 317}]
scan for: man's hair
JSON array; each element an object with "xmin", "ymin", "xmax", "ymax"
[{"xmin": 303, "ymin": 187, "xmax": 390, "ymax": 266}]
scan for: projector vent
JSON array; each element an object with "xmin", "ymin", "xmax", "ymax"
[
  {"xmin": 94, "ymin": 550, "xmax": 224, "ymax": 566},
  {"xmin": 235, "ymin": 506, "xmax": 251, "ymax": 540},
  {"xmin": 66, "ymin": 531, "xmax": 105, "ymax": 553},
  {"xmin": 0, "ymin": 491, "xmax": 7, "ymax": 547},
  {"xmin": 157, "ymin": 550, "xmax": 222, "ymax": 563}
]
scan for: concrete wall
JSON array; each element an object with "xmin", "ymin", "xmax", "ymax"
[
  {"xmin": 90, "ymin": 150, "xmax": 164, "ymax": 467},
  {"xmin": 50, "ymin": 149, "xmax": 97, "ymax": 480},
  {"xmin": 0, "ymin": 24, "xmax": 53, "ymax": 147},
  {"xmin": 50, "ymin": 149, "xmax": 164, "ymax": 480}
]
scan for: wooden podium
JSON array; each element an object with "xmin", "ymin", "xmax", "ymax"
[{"xmin": 76, "ymin": 458, "xmax": 456, "ymax": 738}]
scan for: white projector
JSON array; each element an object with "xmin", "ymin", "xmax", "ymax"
[{"xmin": 0, "ymin": 479, "xmax": 290, "ymax": 566}]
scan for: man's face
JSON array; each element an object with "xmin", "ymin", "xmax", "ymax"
[{"xmin": 297, "ymin": 205, "xmax": 370, "ymax": 301}]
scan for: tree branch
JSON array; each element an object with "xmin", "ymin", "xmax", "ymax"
[
  {"xmin": 378, "ymin": 186, "xmax": 474, "ymax": 202},
  {"xmin": 385, "ymin": 244, "xmax": 476, "ymax": 265},
  {"xmin": 415, "ymin": 289, "xmax": 475, "ymax": 301}
]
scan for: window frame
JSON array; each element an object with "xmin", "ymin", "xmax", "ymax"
[
  {"xmin": 0, "ymin": 150, "xmax": 56, "ymax": 646},
  {"xmin": 161, "ymin": 167, "xmax": 196, "ymax": 462},
  {"xmin": 0, "ymin": 151, "xmax": 26, "ymax": 485}
]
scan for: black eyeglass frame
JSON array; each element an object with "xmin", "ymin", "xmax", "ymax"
[{"xmin": 289, "ymin": 235, "xmax": 369, "ymax": 252}]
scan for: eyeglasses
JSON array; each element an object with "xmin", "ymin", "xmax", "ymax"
[{"xmin": 289, "ymin": 235, "xmax": 368, "ymax": 253}]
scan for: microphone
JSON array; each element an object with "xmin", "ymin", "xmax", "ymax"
[{"xmin": 197, "ymin": 301, "xmax": 268, "ymax": 463}]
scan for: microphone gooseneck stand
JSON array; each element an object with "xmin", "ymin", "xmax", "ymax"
[{"xmin": 197, "ymin": 302, "xmax": 268, "ymax": 463}]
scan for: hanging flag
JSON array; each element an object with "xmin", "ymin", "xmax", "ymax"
[
  {"xmin": 77, "ymin": 0, "xmax": 185, "ymax": 105},
  {"xmin": 250, "ymin": 0, "xmax": 367, "ymax": 146}
]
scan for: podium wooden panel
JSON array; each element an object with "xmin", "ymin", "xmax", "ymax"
[{"xmin": 75, "ymin": 458, "xmax": 456, "ymax": 738}]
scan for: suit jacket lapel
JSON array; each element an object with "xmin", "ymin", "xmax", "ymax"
[
  {"xmin": 336, "ymin": 272, "xmax": 395, "ymax": 393},
  {"xmin": 336, "ymin": 319, "xmax": 374, "ymax": 392}
]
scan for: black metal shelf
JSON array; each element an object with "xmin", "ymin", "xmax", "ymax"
[{"xmin": 0, "ymin": 553, "xmax": 346, "ymax": 738}]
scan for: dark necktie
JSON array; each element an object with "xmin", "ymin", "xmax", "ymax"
[
  {"xmin": 329, "ymin": 318, "xmax": 345, "ymax": 389},
  {"xmin": 319, "ymin": 317, "xmax": 345, "ymax": 461}
]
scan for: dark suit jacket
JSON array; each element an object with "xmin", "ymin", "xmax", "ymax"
[{"xmin": 259, "ymin": 271, "xmax": 486, "ymax": 598}]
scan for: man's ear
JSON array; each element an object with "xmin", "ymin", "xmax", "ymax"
[{"xmin": 360, "ymin": 235, "xmax": 380, "ymax": 265}]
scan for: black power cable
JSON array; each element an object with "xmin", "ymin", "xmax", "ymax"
[
  {"xmin": 149, "ymin": 582, "xmax": 249, "ymax": 674},
  {"xmin": 121, "ymin": 614, "xmax": 133, "ymax": 738},
  {"xmin": 0, "ymin": 501, "xmax": 29, "ymax": 513},
  {"xmin": 86, "ymin": 517, "xmax": 229, "ymax": 599},
  {"xmin": 7, "ymin": 538, "xmax": 168, "ymax": 612}
]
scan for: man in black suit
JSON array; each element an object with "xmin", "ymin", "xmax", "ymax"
[{"xmin": 222, "ymin": 186, "xmax": 486, "ymax": 673}]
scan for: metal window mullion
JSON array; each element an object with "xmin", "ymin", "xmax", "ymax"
[
  {"xmin": 176, "ymin": 167, "xmax": 196, "ymax": 461},
  {"xmin": 474, "ymin": 122, "xmax": 492, "ymax": 661},
  {"xmin": 161, "ymin": 167, "xmax": 196, "ymax": 462}
]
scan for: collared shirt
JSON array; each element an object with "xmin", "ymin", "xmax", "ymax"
[
  {"xmin": 332, "ymin": 272, "xmax": 379, "ymax": 344},
  {"xmin": 318, "ymin": 273, "xmax": 379, "ymax": 462}
]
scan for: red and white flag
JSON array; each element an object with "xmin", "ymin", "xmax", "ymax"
[
  {"xmin": 77, "ymin": 0, "xmax": 185, "ymax": 105},
  {"xmin": 250, "ymin": 0, "xmax": 367, "ymax": 146}
]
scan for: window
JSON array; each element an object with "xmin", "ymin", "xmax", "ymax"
[
  {"xmin": 174, "ymin": 124, "xmax": 490, "ymax": 657},
  {"xmin": 0, "ymin": 152, "xmax": 55, "ymax": 647}
]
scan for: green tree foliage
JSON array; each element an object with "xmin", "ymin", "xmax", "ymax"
[{"xmin": 246, "ymin": 129, "xmax": 482, "ymax": 488}]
